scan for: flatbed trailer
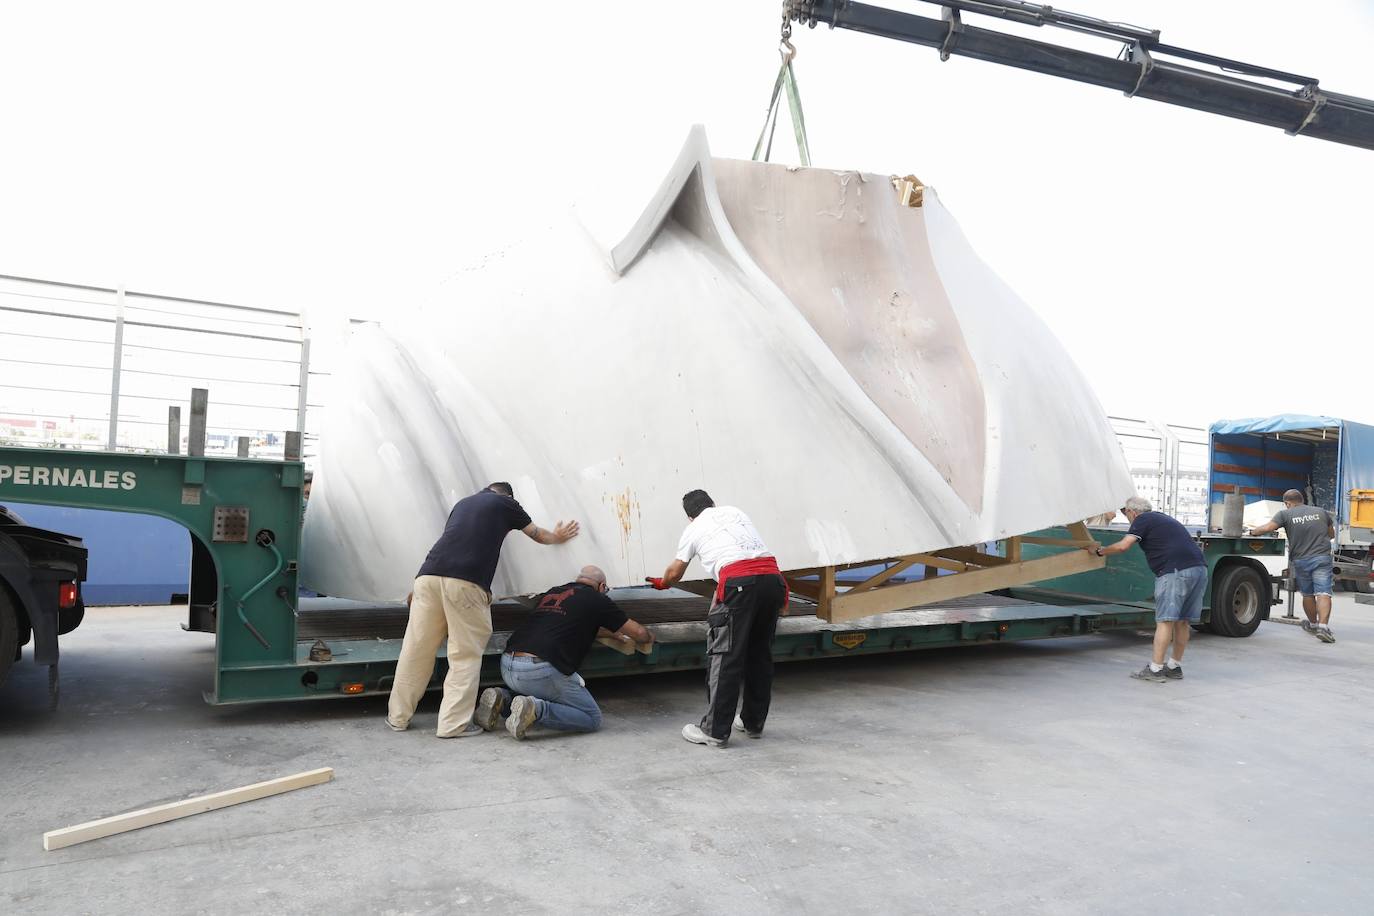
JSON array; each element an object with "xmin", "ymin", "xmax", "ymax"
[{"xmin": 0, "ymin": 443, "xmax": 1285, "ymax": 705}]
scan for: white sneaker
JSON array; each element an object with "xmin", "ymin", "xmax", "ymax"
[
  {"xmin": 475, "ymin": 687, "xmax": 505, "ymax": 731},
  {"xmin": 733, "ymin": 715, "xmax": 762, "ymax": 738},
  {"xmin": 1317, "ymin": 625, "xmax": 1336, "ymax": 644},
  {"xmin": 682, "ymin": 723, "xmax": 727, "ymax": 747},
  {"xmin": 507, "ymin": 695, "xmax": 538, "ymax": 740}
]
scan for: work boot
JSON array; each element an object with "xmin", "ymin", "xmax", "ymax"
[
  {"xmin": 1163, "ymin": 664, "xmax": 1183, "ymax": 680},
  {"xmin": 682, "ymin": 723, "xmax": 727, "ymax": 747},
  {"xmin": 733, "ymin": 715, "xmax": 763, "ymax": 738},
  {"xmin": 1130, "ymin": 665, "xmax": 1167, "ymax": 683},
  {"xmin": 475, "ymin": 687, "xmax": 506, "ymax": 731},
  {"xmin": 436, "ymin": 722, "xmax": 485, "ymax": 739},
  {"xmin": 507, "ymin": 696, "xmax": 538, "ymax": 740}
]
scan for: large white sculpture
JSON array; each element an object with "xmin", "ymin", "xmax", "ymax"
[{"xmin": 302, "ymin": 127, "xmax": 1132, "ymax": 602}]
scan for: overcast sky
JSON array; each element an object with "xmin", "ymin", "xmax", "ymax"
[{"xmin": 2, "ymin": 0, "xmax": 1370, "ymax": 429}]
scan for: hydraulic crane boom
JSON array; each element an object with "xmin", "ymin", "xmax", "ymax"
[{"xmin": 785, "ymin": 0, "xmax": 1374, "ymax": 151}]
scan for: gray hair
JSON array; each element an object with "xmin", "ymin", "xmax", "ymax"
[
  {"xmin": 1123, "ymin": 496, "xmax": 1153, "ymax": 514},
  {"xmin": 575, "ymin": 565, "xmax": 607, "ymax": 588}
]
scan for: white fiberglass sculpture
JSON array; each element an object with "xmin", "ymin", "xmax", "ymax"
[{"xmin": 302, "ymin": 127, "xmax": 1132, "ymax": 602}]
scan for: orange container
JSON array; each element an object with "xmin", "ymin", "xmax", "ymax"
[{"xmin": 1350, "ymin": 489, "xmax": 1374, "ymax": 527}]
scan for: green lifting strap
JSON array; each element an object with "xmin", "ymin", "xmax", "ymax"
[{"xmin": 752, "ymin": 43, "xmax": 812, "ymax": 167}]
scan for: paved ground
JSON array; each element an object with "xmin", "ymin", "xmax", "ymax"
[{"xmin": 2, "ymin": 597, "xmax": 1372, "ymax": 915}]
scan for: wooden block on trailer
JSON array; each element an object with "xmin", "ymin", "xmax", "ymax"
[
  {"xmin": 595, "ymin": 635, "xmax": 637, "ymax": 656},
  {"xmin": 43, "ymin": 767, "xmax": 334, "ymax": 851}
]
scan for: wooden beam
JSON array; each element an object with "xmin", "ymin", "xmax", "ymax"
[
  {"xmin": 845, "ymin": 559, "xmax": 918, "ymax": 595},
  {"xmin": 785, "ymin": 578, "xmax": 823, "ymax": 601},
  {"xmin": 669, "ymin": 580, "xmax": 716, "ymax": 599},
  {"xmin": 817, "ymin": 566, "xmax": 836, "ymax": 621},
  {"xmin": 1005, "ymin": 535, "xmax": 1021, "ymax": 563},
  {"xmin": 1019, "ymin": 536, "xmax": 1096, "ymax": 549},
  {"xmin": 905, "ymin": 553, "xmax": 970, "ymax": 573},
  {"xmin": 596, "ymin": 635, "xmax": 637, "ymax": 655},
  {"xmin": 936, "ymin": 547, "xmax": 1010, "ymax": 567},
  {"xmin": 827, "ymin": 549, "xmax": 1105, "ymax": 623},
  {"xmin": 43, "ymin": 767, "xmax": 334, "ymax": 851}
]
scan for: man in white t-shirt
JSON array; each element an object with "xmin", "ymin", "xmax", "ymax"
[{"xmin": 648, "ymin": 489, "xmax": 788, "ymax": 747}]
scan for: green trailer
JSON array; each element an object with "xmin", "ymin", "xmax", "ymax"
[{"xmin": 0, "ymin": 443, "xmax": 1284, "ymax": 706}]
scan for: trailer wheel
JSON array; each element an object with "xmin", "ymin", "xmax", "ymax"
[
  {"xmin": 1210, "ymin": 565, "xmax": 1265, "ymax": 638},
  {"xmin": 0, "ymin": 589, "xmax": 18, "ymax": 687}
]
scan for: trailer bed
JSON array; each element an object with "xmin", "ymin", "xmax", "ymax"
[{"xmin": 213, "ymin": 592, "xmax": 1159, "ymax": 704}]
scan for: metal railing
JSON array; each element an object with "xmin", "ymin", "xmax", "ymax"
[
  {"xmin": 0, "ymin": 274, "xmax": 329, "ymax": 460},
  {"xmin": 1108, "ymin": 416, "xmax": 1209, "ymax": 526}
]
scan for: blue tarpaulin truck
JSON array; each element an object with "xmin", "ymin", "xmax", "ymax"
[{"xmin": 1208, "ymin": 415, "xmax": 1374, "ymax": 593}]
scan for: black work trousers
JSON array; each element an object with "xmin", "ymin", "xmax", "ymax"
[{"xmin": 701, "ymin": 573, "xmax": 786, "ymax": 740}]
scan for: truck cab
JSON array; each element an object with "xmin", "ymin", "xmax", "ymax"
[{"xmin": 0, "ymin": 504, "xmax": 88, "ymax": 687}]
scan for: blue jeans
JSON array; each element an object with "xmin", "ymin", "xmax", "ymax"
[
  {"xmin": 499, "ymin": 653, "xmax": 603, "ymax": 733},
  {"xmin": 1292, "ymin": 554, "xmax": 1334, "ymax": 597},
  {"xmin": 1154, "ymin": 565, "xmax": 1207, "ymax": 622}
]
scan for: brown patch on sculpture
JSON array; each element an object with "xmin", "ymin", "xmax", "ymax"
[{"xmin": 711, "ymin": 158, "xmax": 987, "ymax": 511}]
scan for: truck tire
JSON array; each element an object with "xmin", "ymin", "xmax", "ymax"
[
  {"xmin": 0, "ymin": 588, "xmax": 18, "ymax": 687},
  {"xmin": 1210, "ymin": 565, "xmax": 1265, "ymax": 638}
]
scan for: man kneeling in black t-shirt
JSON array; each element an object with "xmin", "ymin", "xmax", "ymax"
[{"xmin": 475, "ymin": 565, "xmax": 653, "ymax": 739}]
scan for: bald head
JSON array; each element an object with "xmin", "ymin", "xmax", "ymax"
[
  {"xmin": 1283, "ymin": 489, "xmax": 1304, "ymax": 506},
  {"xmin": 576, "ymin": 565, "xmax": 607, "ymax": 591}
]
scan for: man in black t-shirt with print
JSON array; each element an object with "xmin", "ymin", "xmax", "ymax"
[
  {"xmin": 476, "ymin": 565, "xmax": 653, "ymax": 739},
  {"xmin": 387, "ymin": 482, "xmax": 579, "ymax": 738},
  {"xmin": 1087, "ymin": 495, "xmax": 1207, "ymax": 683}
]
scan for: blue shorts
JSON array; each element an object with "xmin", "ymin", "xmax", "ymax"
[
  {"xmin": 1154, "ymin": 566, "xmax": 1207, "ymax": 622},
  {"xmin": 1292, "ymin": 554, "xmax": 1334, "ymax": 597}
]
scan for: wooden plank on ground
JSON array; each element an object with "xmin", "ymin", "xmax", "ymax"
[
  {"xmin": 828, "ymin": 550, "xmax": 1104, "ymax": 623},
  {"xmin": 43, "ymin": 767, "xmax": 335, "ymax": 851}
]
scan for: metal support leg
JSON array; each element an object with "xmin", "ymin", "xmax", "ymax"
[
  {"xmin": 188, "ymin": 388, "xmax": 208, "ymax": 457},
  {"xmin": 167, "ymin": 405, "xmax": 181, "ymax": 454}
]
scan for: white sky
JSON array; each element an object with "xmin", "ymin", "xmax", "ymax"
[{"xmin": 1, "ymin": 0, "xmax": 1371, "ymax": 430}]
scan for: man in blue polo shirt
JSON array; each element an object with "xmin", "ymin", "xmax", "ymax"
[{"xmin": 1087, "ymin": 495, "xmax": 1206, "ymax": 683}]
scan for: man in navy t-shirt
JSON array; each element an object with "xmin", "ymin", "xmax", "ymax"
[
  {"xmin": 1088, "ymin": 495, "xmax": 1206, "ymax": 683},
  {"xmin": 387, "ymin": 482, "xmax": 580, "ymax": 738}
]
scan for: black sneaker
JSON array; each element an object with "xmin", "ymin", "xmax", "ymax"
[
  {"xmin": 1131, "ymin": 665, "xmax": 1167, "ymax": 683},
  {"xmin": 1162, "ymin": 664, "xmax": 1183, "ymax": 680}
]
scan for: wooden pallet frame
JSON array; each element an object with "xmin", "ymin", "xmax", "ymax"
[{"xmin": 786, "ymin": 522, "xmax": 1103, "ymax": 623}]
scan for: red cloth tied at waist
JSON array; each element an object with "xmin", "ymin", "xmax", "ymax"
[{"xmin": 714, "ymin": 556, "xmax": 789, "ymax": 611}]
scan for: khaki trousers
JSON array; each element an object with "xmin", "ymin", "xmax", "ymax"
[{"xmin": 387, "ymin": 575, "xmax": 492, "ymax": 736}]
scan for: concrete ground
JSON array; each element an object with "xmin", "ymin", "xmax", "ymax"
[{"xmin": 2, "ymin": 597, "xmax": 1372, "ymax": 916}]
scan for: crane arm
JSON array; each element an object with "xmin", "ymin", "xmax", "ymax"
[{"xmin": 785, "ymin": 0, "xmax": 1374, "ymax": 151}]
